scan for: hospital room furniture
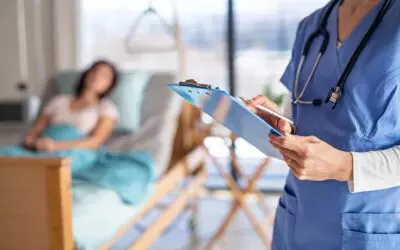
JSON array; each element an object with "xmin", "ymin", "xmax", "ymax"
[
  {"xmin": 170, "ymin": 79, "xmax": 276, "ymax": 249},
  {"xmin": 0, "ymin": 72, "xmax": 207, "ymax": 250},
  {"xmin": 205, "ymin": 140, "xmax": 273, "ymax": 249}
]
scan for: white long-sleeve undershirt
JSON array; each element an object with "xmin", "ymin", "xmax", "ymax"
[{"xmin": 282, "ymin": 96, "xmax": 400, "ymax": 193}]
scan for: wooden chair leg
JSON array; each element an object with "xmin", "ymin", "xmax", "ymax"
[
  {"xmin": 246, "ymin": 158, "xmax": 270, "ymax": 190},
  {"xmin": 207, "ymin": 154, "xmax": 272, "ymax": 248},
  {"xmin": 189, "ymin": 188, "xmax": 201, "ymax": 235},
  {"xmin": 256, "ymin": 192, "xmax": 268, "ymax": 212},
  {"xmin": 206, "ymin": 166, "xmax": 268, "ymax": 250},
  {"xmin": 231, "ymin": 149, "xmax": 245, "ymax": 177},
  {"xmin": 207, "ymin": 177, "xmax": 269, "ymax": 250},
  {"xmin": 205, "ymin": 202, "xmax": 241, "ymax": 250},
  {"xmin": 255, "ymin": 192, "xmax": 275, "ymax": 227}
]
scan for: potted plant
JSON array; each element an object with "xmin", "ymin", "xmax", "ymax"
[{"xmin": 262, "ymin": 82, "xmax": 287, "ymax": 108}]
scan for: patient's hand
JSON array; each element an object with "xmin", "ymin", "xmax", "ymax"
[
  {"xmin": 23, "ymin": 135, "xmax": 36, "ymax": 147},
  {"xmin": 35, "ymin": 138, "xmax": 56, "ymax": 152}
]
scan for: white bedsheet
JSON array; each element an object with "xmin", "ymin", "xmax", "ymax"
[{"xmin": 73, "ymin": 183, "xmax": 152, "ymax": 250}]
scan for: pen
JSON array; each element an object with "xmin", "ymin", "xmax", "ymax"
[{"xmin": 238, "ymin": 97, "xmax": 294, "ymax": 125}]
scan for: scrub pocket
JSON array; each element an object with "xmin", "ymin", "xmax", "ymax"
[
  {"xmin": 272, "ymin": 186, "xmax": 297, "ymax": 250},
  {"xmin": 342, "ymin": 213, "xmax": 400, "ymax": 250}
]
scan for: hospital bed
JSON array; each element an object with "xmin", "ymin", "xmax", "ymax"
[{"xmin": 0, "ymin": 72, "xmax": 207, "ymax": 250}]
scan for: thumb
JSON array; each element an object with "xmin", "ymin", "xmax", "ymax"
[{"xmin": 277, "ymin": 119, "xmax": 292, "ymax": 134}]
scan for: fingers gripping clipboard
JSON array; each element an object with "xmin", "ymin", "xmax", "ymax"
[{"xmin": 168, "ymin": 81, "xmax": 283, "ymax": 159}]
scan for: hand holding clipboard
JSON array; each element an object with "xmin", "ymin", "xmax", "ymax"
[
  {"xmin": 168, "ymin": 80, "xmax": 288, "ymax": 159},
  {"xmin": 238, "ymin": 96, "xmax": 295, "ymax": 135}
]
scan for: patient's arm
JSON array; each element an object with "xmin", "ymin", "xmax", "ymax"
[
  {"xmin": 51, "ymin": 116, "xmax": 115, "ymax": 150},
  {"xmin": 24, "ymin": 114, "xmax": 50, "ymax": 147}
]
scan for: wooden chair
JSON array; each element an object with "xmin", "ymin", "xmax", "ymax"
[
  {"xmin": 204, "ymin": 141, "xmax": 274, "ymax": 249},
  {"xmin": 172, "ymin": 79, "xmax": 276, "ymax": 249}
]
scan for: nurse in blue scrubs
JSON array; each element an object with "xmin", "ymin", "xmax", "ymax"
[{"xmin": 248, "ymin": 0, "xmax": 400, "ymax": 249}]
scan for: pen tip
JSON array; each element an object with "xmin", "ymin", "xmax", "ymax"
[{"xmin": 238, "ymin": 96, "xmax": 249, "ymax": 103}]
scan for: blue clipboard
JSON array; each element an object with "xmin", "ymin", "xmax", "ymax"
[{"xmin": 168, "ymin": 82, "xmax": 282, "ymax": 159}]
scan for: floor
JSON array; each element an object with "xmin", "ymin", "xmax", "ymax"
[
  {"xmin": 149, "ymin": 194, "xmax": 280, "ymax": 250},
  {"xmin": 146, "ymin": 154, "xmax": 286, "ymax": 250}
]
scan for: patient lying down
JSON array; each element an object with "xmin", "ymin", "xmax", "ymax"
[
  {"xmin": 0, "ymin": 60, "xmax": 154, "ymax": 204},
  {"xmin": 24, "ymin": 60, "xmax": 120, "ymax": 151}
]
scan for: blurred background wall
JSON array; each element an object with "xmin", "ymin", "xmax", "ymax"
[
  {"xmin": 0, "ymin": 0, "xmax": 53, "ymax": 99},
  {"xmin": 0, "ymin": 0, "xmax": 326, "ymax": 122}
]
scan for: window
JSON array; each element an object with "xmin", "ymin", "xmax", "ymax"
[
  {"xmin": 78, "ymin": 0, "xmax": 227, "ymax": 89},
  {"xmin": 78, "ymin": 0, "xmax": 327, "ymax": 164},
  {"xmin": 78, "ymin": 0, "xmax": 326, "ymax": 93},
  {"xmin": 234, "ymin": 0, "xmax": 327, "ymax": 99}
]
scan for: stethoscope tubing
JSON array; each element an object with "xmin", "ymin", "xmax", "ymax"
[
  {"xmin": 335, "ymin": 0, "xmax": 392, "ymax": 90},
  {"xmin": 292, "ymin": 0, "xmax": 392, "ymax": 109}
]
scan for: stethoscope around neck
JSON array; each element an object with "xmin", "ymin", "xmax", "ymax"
[{"xmin": 292, "ymin": 0, "xmax": 392, "ymax": 110}]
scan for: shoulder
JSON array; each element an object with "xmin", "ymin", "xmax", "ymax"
[
  {"xmin": 49, "ymin": 94, "xmax": 73, "ymax": 104},
  {"xmin": 46, "ymin": 94, "xmax": 73, "ymax": 107},
  {"xmin": 280, "ymin": 3, "xmax": 331, "ymax": 90},
  {"xmin": 297, "ymin": 3, "xmax": 329, "ymax": 36},
  {"xmin": 43, "ymin": 95, "xmax": 72, "ymax": 114},
  {"xmin": 290, "ymin": 2, "xmax": 331, "ymax": 54},
  {"xmin": 99, "ymin": 98, "xmax": 119, "ymax": 119}
]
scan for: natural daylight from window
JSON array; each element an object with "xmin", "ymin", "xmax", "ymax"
[{"xmin": 78, "ymin": 0, "xmax": 328, "ymax": 159}]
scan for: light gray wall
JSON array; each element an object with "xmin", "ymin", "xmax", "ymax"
[
  {"xmin": 0, "ymin": 0, "xmax": 56, "ymax": 100},
  {"xmin": 0, "ymin": 1, "xmax": 24, "ymax": 100},
  {"xmin": 53, "ymin": 0, "xmax": 77, "ymax": 71}
]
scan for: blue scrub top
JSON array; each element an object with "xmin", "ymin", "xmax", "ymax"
[{"xmin": 273, "ymin": 1, "xmax": 400, "ymax": 250}]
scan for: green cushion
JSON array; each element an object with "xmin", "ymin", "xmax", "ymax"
[{"xmin": 54, "ymin": 70, "xmax": 150, "ymax": 132}]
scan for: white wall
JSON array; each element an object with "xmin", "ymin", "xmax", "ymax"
[
  {"xmin": 0, "ymin": 1, "xmax": 23, "ymax": 100},
  {"xmin": 0, "ymin": 0, "xmax": 67, "ymax": 100},
  {"xmin": 53, "ymin": 0, "xmax": 77, "ymax": 71},
  {"xmin": 25, "ymin": 0, "xmax": 57, "ymax": 96}
]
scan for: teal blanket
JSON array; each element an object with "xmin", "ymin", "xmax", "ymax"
[{"xmin": 0, "ymin": 124, "xmax": 154, "ymax": 204}]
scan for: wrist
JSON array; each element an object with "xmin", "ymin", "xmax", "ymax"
[
  {"xmin": 26, "ymin": 133, "xmax": 36, "ymax": 139},
  {"xmin": 52, "ymin": 141, "xmax": 64, "ymax": 151},
  {"xmin": 337, "ymin": 151, "xmax": 353, "ymax": 181}
]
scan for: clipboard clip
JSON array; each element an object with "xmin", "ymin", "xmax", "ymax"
[{"xmin": 179, "ymin": 79, "xmax": 219, "ymax": 90}]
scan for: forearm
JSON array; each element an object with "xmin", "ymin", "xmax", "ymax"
[
  {"xmin": 27, "ymin": 115, "xmax": 49, "ymax": 138},
  {"xmin": 349, "ymin": 146, "xmax": 400, "ymax": 193},
  {"xmin": 53, "ymin": 117, "xmax": 115, "ymax": 151},
  {"xmin": 282, "ymin": 92, "xmax": 400, "ymax": 190},
  {"xmin": 54, "ymin": 138, "xmax": 102, "ymax": 151}
]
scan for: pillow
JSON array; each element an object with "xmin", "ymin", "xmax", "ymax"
[
  {"xmin": 55, "ymin": 71, "xmax": 80, "ymax": 94},
  {"xmin": 54, "ymin": 71, "xmax": 150, "ymax": 132},
  {"xmin": 109, "ymin": 72, "xmax": 149, "ymax": 132}
]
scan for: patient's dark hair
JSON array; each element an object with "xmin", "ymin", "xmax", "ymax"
[{"xmin": 75, "ymin": 60, "xmax": 119, "ymax": 99}]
